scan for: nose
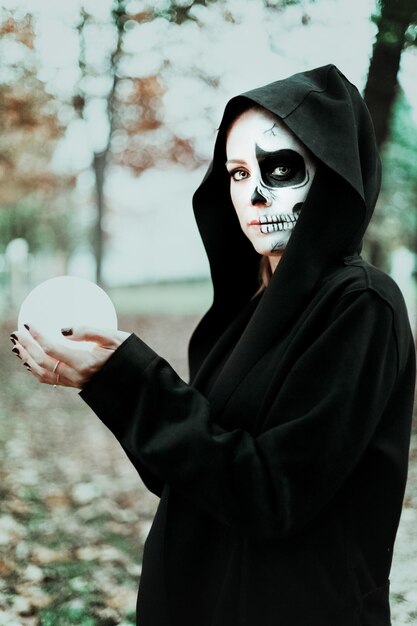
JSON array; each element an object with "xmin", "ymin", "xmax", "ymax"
[{"xmin": 251, "ymin": 185, "xmax": 272, "ymax": 207}]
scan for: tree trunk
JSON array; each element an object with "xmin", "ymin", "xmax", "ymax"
[
  {"xmin": 92, "ymin": 151, "xmax": 106, "ymax": 286},
  {"xmin": 364, "ymin": 0, "xmax": 415, "ymax": 149},
  {"xmin": 77, "ymin": 3, "xmax": 125, "ymax": 287},
  {"xmin": 363, "ymin": 0, "xmax": 415, "ymax": 268}
]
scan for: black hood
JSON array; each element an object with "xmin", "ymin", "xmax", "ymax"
[{"xmin": 189, "ymin": 64, "xmax": 381, "ymax": 381}]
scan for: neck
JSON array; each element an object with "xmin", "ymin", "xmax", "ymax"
[{"xmin": 268, "ymin": 253, "xmax": 283, "ymax": 273}]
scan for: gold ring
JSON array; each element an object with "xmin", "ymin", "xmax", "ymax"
[{"xmin": 53, "ymin": 360, "xmax": 61, "ymax": 388}]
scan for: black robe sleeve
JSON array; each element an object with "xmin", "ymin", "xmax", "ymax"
[{"xmin": 80, "ymin": 288, "xmax": 403, "ymax": 540}]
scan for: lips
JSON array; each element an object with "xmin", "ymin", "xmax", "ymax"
[{"xmin": 250, "ymin": 212, "xmax": 300, "ymax": 234}]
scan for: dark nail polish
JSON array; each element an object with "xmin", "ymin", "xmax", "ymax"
[
  {"xmin": 10, "ymin": 333, "xmax": 18, "ymax": 341},
  {"xmin": 24, "ymin": 324, "xmax": 30, "ymax": 331},
  {"xmin": 12, "ymin": 346, "xmax": 20, "ymax": 355},
  {"xmin": 24, "ymin": 362, "xmax": 31, "ymax": 370},
  {"xmin": 10, "ymin": 337, "xmax": 16, "ymax": 345},
  {"xmin": 61, "ymin": 328, "xmax": 73, "ymax": 336}
]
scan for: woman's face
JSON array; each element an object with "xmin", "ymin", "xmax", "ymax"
[{"xmin": 226, "ymin": 108, "xmax": 317, "ymax": 265}]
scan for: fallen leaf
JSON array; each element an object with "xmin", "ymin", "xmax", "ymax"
[
  {"xmin": 92, "ymin": 606, "xmax": 120, "ymax": 625},
  {"xmin": 31, "ymin": 545, "xmax": 71, "ymax": 564},
  {"xmin": 12, "ymin": 596, "xmax": 32, "ymax": 616},
  {"xmin": 72, "ymin": 482, "xmax": 102, "ymax": 505},
  {"xmin": 0, "ymin": 558, "xmax": 15, "ymax": 577},
  {"xmin": 22, "ymin": 564, "xmax": 44, "ymax": 583},
  {"xmin": 4, "ymin": 498, "xmax": 31, "ymax": 515},
  {"xmin": 0, "ymin": 515, "xmax": 26, "ymax": 545},
  {"xmin": 105, "ymin": 586, "xmax": 137, "ymax": 612},
  {"xmin": 15, "ymin": 584, "xmax": 52, "ymax": 609},
  {"xmin": 44, "ymin": 490, "xmax": 71, "ymax": 509},
  {"xmin": 75, "ymin": 544, "xmax": 128, "ymax": 564}
]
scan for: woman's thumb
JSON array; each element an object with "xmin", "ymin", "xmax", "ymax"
[{"xmin": 60, "ymin": 326, "xmax": 130, "ymax": 348}]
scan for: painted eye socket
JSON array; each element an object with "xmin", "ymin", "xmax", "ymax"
[
  {"xmin": 230, "ymin": 169, "xmax": 249, "ymax": 181},
  {"xmin": 256, "ymin": 147, "xmax": 306, "ymax": 188}
]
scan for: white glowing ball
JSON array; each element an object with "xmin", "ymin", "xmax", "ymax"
[{"xmin": 18, "ymin": 276, "xmax": 118, "ymax": 347}]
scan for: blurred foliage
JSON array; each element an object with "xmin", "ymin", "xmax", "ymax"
[
  {"xmin": 152, "ymin": 0, "xmax": 218, "ymax": 24},
  {"xmin": 76, "ymin": 1, "xmax": 202, "ymax": 175},
  {"xmin": 405, "ymin": 21, "xmax": 417, "ymax": 45},
  {"xmin": 0, "ymin": 0, "xmax": 416, "ymax": 280},
  {"xmin": 111, "ymin": 76, "xmax": 200, "ymax": 173},
  {"xmin": 0, "ymin": 9, "xmax": 78, "ymax": 257},
  {"xmin": 75, "ymin": 0, "xmax": 206, "ymax": 281},
  {"xmin": 381, "ymin": 93, "xmax": 417, "ymax": 247},
  {"xmin": 0, "ymin": 200, "xmax": 79, "ymax": 255},
  {"xmin": 371, "ymin": 0, "xmax": 417, "ymax": 49},
  {"xmin": 0, "ymin": 74, "xmax": 67, "ymax": 204},
  {"xmin": 364, "ymin": 91, "xmax": 417, "ymax": 269},
  {"xmin": 106, "ymin": 0, "xmax": 315, "ymax": 173},
  {"xmin": 361, "ymin": 0, "xmax": 417, "ymax": 279},
  {"xmin": 264, "ymin": 0, "xmax": 315, "ymax": 8},
  {"xmin": 148, "ymin": 0, "xmax": 316, "ymax": 25},
  {"xmin": 0, "ymin": 0, "xmax": 326, "ymax": 282}
]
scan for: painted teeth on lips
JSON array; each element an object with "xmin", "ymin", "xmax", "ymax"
[
  {"xmin": 260, "ymin": 222, "xmax": 296, "ymax": 234},
  {"xmin": 257, "ymin": 213, "xmax": 299, "ymax": 234},
  {"xmin": 259, "ymin": 213, "xmax": 298, "ymax": 224}
]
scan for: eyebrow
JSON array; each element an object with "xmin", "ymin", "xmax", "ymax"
[{"xmin": 225, "ymin": 159, "xmax": 246, "ymax": 166}]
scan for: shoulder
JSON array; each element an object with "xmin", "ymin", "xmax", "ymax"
[
  {"xmin": 319, "ymin": 257, "xmax": 408, "ymax": 314},
  {"xmin": 317, "ymin": 258, "xmax": 414, "ymax": 370}
]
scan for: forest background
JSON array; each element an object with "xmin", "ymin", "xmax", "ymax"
[{"xmin": 0, "ymin": 0, "xmax": 417, "ymax": 625}]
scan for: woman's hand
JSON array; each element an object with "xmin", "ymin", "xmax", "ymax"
[{"xmin": 10, "ymin": 325, "xmax": 131, "ymax": 390}]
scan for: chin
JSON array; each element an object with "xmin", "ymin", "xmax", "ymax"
[{"xmin": 252, "ymin": 237, "xmax": 288, "ymax": 257}]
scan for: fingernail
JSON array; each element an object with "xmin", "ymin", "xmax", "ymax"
[
  {"xmin": 24, "ymin": 362, "xmax": 31, "ymax": 370},
  {"xmin": 10, "ymin": 337, "xmax": 17, "ymax": 345},
  {"xmin": 12, "ymin": 347, "xmax": 21, "ymax": 359},
  {"xmin": 10, "ymin": 333, "xmax": 18, "ymax": 341},
  {"xmin": 24, "ymin": 324, "xmax": 30, "ymax": 331},
  {"xmin": 61, "ymin": 328, "xmax": 73, "ymax": 336}
]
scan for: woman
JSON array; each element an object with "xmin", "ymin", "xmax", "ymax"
[{"xmin": 11, "ymin": 65, "xmax": 415, "ymax": 625}]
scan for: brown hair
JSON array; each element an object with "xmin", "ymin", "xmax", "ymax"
[{"xmin": 252, "ymin": 256, "xmax": 272, "ymax": 297}]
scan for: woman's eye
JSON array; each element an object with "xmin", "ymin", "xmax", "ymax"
[
  {"xmin": 231, "ymin": 169, "xmax": 248, "ymax": 181},
  {"xmin": 271, "ymin": 165, "xmax": 292, "ymax": 178}
]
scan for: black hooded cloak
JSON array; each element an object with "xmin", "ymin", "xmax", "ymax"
[{"xmin": 81, "ymin": 65, "xmax": 415, "ymax": 625}]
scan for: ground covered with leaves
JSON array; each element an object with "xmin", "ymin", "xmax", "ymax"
[{"xmin": 0, "ymin": 314, "xmax": 416, "ymax": 625}]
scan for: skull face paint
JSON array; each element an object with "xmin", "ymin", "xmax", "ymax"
[
  {"xmin": 226, "ymin": 108, "xmax": 317, "ymax": 269},
  {"xmin": 256, "ymin": 146, "xmax": 308, "ymax": 189}
]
